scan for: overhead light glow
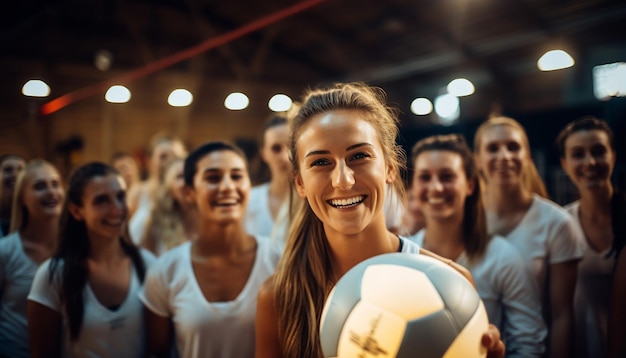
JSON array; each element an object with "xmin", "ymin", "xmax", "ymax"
[
  {"xmin": 537, "ymin": 50, "xmax": 575, "ymax": 71},
  {"xmin": 447, "ymin": 78, "xmax": 475, "ymax": 97},
  {"xmin": 224, "ymin": 92, "xmax": 249, "ymax": 110},
  {"xmin": 410, "ymin": 98, "xmax": 433, "ymax": 115},
  {"xmin": 593, "ymin": 62, "xmax": 626, "ymax": 100},
  {"xmin": 168, "ymin": 89, "xmax": 193, "ymax": 107},
  {"xmin": 268, "ymin": 94, "xmax": 293, "ymax": 112},
  {"xmin": 22, "ymin": 79, "xmax": 50, "ymax": 97},
  {"xmin": 105, "ymin": 85, "xmax": 131, "ymax": 103},
  {"xmin": 434, "ymin": 94, "xmax": 460, "ymax": 125}
]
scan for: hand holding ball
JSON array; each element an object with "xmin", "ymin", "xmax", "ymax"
[{"xmin": 320, "ymin": 253, "xmax": 489, "ymax": 358}]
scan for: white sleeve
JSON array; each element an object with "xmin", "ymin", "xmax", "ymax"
[
  {"xmin": 496, "ymin": 248, "xmax": 547, "ymax": 357},
  {"xmin": 548, "ymin": 214, "xmax": 584, "ymax": 265},
  {"xmin": 27, "ymin": 259, "xmax": 62, "ymax": 312},
  {"xmin": 139, "ymin": 258, "xmax": 171, "ymax": 317}
]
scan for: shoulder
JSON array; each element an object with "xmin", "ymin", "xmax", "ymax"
[
  {"xmin": 138, "ymin": 248, "xmax": 158, "ymax": 268},
  {"xmin": 151, "ymin": 242, "xmax": 189, "ymax": 273},
  {"xmin": 257, "ymin": 274, "xmax": 277, "ymax": 306},
  {"xmin": 532, "ymin": 195, "xmax": 575, "ymax": 224},
  {"xmin": 256, "ymin": 236, "xmax": 282, "ymax": 264},
  {"xmin": 0, "ymin": 231, "xmax": 20, "ymax": 254},
  {"xmin": 563, "ymin": 200, "xmax": 580, "ymax": 216}
]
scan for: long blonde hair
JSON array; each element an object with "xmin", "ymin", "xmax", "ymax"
[
  {"xmin": 141, "ymin": 158, "xmax": 190, "ymax": 255},
  {"xmin": 10, "ymin": 160, "xmax": 60, "ymax": 233},
  {"xmin": 274, "ymin": 82, "xmax": 406, "ymax": 358},
  {"xmin": 473, "ymin": 116, "xmax": 548, "ymax": 198}
]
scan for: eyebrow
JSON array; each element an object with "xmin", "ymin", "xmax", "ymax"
[
  {"xmin": 304, "ymin": 142, "xmax": 373, "ymax": 158},
  {"xmin": 202, "ymin": 167, "xmax": 245, "ymax": 173}
]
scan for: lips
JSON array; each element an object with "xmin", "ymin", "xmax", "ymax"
[
  {"xmin": 213, "ymin": 198, "xmax": 241, "ymax": 207},
  {"xmin": 328, "ymin": 195, "xmax": 365, "ymax": 208}
]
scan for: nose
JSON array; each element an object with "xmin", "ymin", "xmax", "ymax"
[
  {"xmin": 218, "ymin": 175, "xmax": 235, "ymax": 191},
  {"xmin": 332, "ymin": 161, "xmax": 355, "ymax": 189},
  {"xmin": 429, "ymin": 177, "xmax": 444, "ymax": 192},
  {"xmin": 496, "ymin": 146, "xmax": 512, "ymax": 160},
  {"xmin": 584, "ymin": 152, "xmax": 597, "ymax": 166}
]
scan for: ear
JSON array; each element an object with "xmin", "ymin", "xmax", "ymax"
[
  {"xmin": 467, "ymin": 176, "xmax": 477, "ymax": 196},
  {"xmin": 68, "ymin": 202, "xmax": 84, "ymax": 221},
  {"xmin": 559, "ymin": 157, "xmax": 568, "ymax": 176},
  {"xmin": 385, "ymin": 163, "xmax": 396, "ymax": 184},
  {"xmin": 294, "ymin": 174, "xmax": 307, "ymax": 198},
  {"xmin": 184, "ymin": 185, "xmax": 196, "ymax": 204}
]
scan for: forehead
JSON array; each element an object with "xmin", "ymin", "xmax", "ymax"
[
  {"xmin": 296, "ymin": 109, "xmax": 380, "ymax": 150},
  {"xmin": 565, "ymin": 129, "xmax": 612, "ymax": 148},
  {"xmin": 481, "ymin": 124, "xmax": 524, "ymax": 143},
  {"xmin": 415, "ymin": 150, "xmax": 463, "ymax": 170},
  {"xmin": 82, "ymin": 174, "xmax": 125, "ymax": 197},
  {"xmin": 264, "ymin": 123, "xmax": 289, "ymax": 142},
  {"xmin": 26, "ymin": 164, "xmax": 60, "ymax": 181},
  {"xmin": 1, "ymin": 157, "xmax": 26, "ymax": 169},
  {"xmin": 195, "ymin": 150, "xmax": 246, "ymax": 172}
]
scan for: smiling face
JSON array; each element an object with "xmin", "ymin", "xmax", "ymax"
[
  {"xmin": 165, "ymin": 160, "xmax": 187, "ymax": 205},
  {"xmin": 261, "ymin": 123, "xmax": 291, "ymax": 179},
  {"xmin": 561, "ymin": 129, "xmax": 615, "ymax": 191},
  {"xmin": 21, "ymin": 164, "xmax": 65, "ymax": 221},
  {"xmin": 70, "ymin": 174, "xmax": 128, "ymax": 242},
  {"xmin": 189, "ymin": 150, "xmax": 251, "ymax": 225},
  {"xmin": 475, "ymin": 124, "xmax": 528, "ymax": 188},
  {"xmin": 413, "ymin": 150, "xmax": 474, "ymax": 224},
  {"xmin": 293, "ymin": 109, "xmax": 393, "ymax": 236}
]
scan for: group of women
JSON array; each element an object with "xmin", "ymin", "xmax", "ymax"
[{"xmin": 0, "ymin": 81, "xmax": 622, "ymax": 358}]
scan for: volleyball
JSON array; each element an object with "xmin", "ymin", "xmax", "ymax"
[{"xmin": 319, "ymin": 253, "xmax": 489, "ymax": 358}]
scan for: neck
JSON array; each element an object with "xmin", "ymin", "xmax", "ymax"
[
  {"xmin": 269, "ymin": 176, "xmax": 290, "ymax": 200},
  {"xmin": 88, "ymin": 235, "xmax": 125, "ymax": 262},
  {"xmin": 20, "ymin": 218, "xmax": 59, "ymax": 247},
  {"xmin": 484, "ymin": 184, "xmax": 533, "ymax": 215},
  {"xmin": 422, "ymin": 219, "xmax": 465, "ymax": 260},
  {"xmin": 193, "ymin": 221, "xmax": 253, "ymax": 256},
  {"xmin": 579, "ymin": 183, "xmax": 614, "ymax": 217},
  {"xmin": 181, "ymin": 205, "xmax": 199, "ymax": 239},
  {"xmin": 327, "ymin": 216, "xmax": 398, "ymax": 280}
]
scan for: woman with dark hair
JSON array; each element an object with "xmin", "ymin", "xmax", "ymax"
[
  {"xmin": 474, "ymin": 116, "xmax": 584, "ymax": 358},
  {"xmin": 255, "ymin": 82, "xmax": 505, "ymax": 358},
  {"xmin": 27, "ymin": 162, "xmax": 155, "ymax": 358},
  {"xmin": 409, "ymin": 134, "xmax": 546, "ymax": 357},
  {"xmin": 0, "ymin": 160, "xmax": 64, "ymax": 358},
  {"xmin": 556, "ymin": 116, "xmax": 625, "ymax": 357},
  {"xmin": 140, "ymin": 141, "xmax": 281, "ymax": 357}
]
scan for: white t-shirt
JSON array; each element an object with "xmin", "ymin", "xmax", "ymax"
[
  {"xmin": 244, "ymin": 183, "xmax": 275, "ymax": 238},
  {"xmin": 498, "ymin": 194, "xmax": 584, "ymax": 299},
  {"xmin": 0, "ymin": 232, "xmax": 38, "ymax": 358},
  {"xmin": 139, "ymin": 237, "xmax": 282, "ymax": 358},
  {"xmin": 566, "ymin": 201, "xmax": 614, "ymax": 358},
  {"xmin": 28, "ymin": 249, "xmax": 156, "ymax": 358},
  {"xmin": 409, "ymin": 230, "xmax": 547, "ymax": 357}
]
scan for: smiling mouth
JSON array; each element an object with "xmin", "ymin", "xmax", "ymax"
[
  {"xmin": 328, "ymin": 195, "xmax": 365, "ymax": 208},
  {"xmin": 214, "ymin": 199, "xmax": 240, "ymax": 207},
  {"xmin": 427, "ymin": 197, "xmax": 446, "ymax": 205}
]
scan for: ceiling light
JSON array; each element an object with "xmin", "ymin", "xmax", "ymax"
[
  {"xmin": 224, "ymin": 92, "xmax": 249, "ymax": 110},
  {"xmin": 434, "ymin": 94, "xmax": 460, "ymax": 125},
  {"xmin": 537, "ymin": 50, "xmax": 575, "ymax": 71},
  {"xmin": 105, "ymin": 85, "xmax": 131, "ymax": 103},
  {"xmin": 268, "ymin": 94, "xmax": 292, "ymax": 112},
  {"xmin": 410, "ymin": 98, "xmax": 433, "ymax": 115},
  {"xmin": 22, "ymin": 79, "xmax": 50, "ymax": 97},
  {"xmin": 168, "ymin": 89, "xmax": 193, "ymax": 107},
  {"xmin": 593, "ymin": 62, "xmax": 626, "ymax": 100},
  {"xmin": 447, "ymin": 78, "xmax": 475, "ymax": 97}
]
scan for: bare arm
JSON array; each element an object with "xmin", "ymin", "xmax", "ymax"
[
  {"xmin": 608, "ymin": 250, "xmax": 626, "ymax": 357},
  {"xmin": 27, "ymin": 301, "xmax": 61, "ymax": 358},
  {"xmin": 144, "ymin": 307, "xmax": 173, "ymax": 358},
  {"xmin": 548, "ymin": 260, "xmax": 578, "ymax": 358},
  {"xmin": 256, "ymin": 276, "xmax": 283, "ymax": 358}
]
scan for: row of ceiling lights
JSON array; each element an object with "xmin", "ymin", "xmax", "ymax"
[{"xmin": 21, "ymin": 49, "xmax": 625, "ymax": 124}]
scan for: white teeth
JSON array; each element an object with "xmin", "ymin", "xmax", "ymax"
[
  {"xmin": 428, "ymin": 198, "xmax": 445, "ymax": 204},
  {"xmin": 215, "ymin": 199, "xmax": 238, "ymax": 206},
  {"xmin": 329, "ymin": 196, "xmax": 365, "ymax": 207}
]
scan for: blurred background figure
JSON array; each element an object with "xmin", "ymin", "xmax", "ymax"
[
  {"xmin": 557, "ymin": 116, "xmax": 625, "ymax": 358},
  {"xmin": 140, "ymin": 158, "xmax": 198, "ymax": 256},
  {"xmin": 111, "ymin": 151, "xmax": 142, "ymax": 195},
  {"xmin": 0, "ymin": 154, "xmax": 26, "ymax": 237},
  {"xmin": 128, "ymin": 133, "xmax": 187, "ymax": 244},
  {"xmin": 245, "ymin": 114, "xmax": 291, "ymax": 239},
  {"xmin": 474, "ymin": 116, "xmax": 584, "ymax": 358},
  {"xmin": 402, "ymin": 184, "xmax": 426, "ymax": 238},
  {"xmin": 0, "ymin": 160, "xmax": 64, "ymax": 358},
  {"xmin": 27, "ymin": 162, "xmax": 155, "ymax": 358}
]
